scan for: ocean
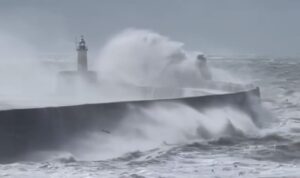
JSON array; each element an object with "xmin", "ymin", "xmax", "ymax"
[{"xmin": 0, "ymin": 57, "xmax": 299, "ymax": 178}]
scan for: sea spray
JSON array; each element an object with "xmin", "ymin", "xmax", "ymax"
[
  {"xmin": 97, "ymin": 29, "xmax": 230, "ymax": 87},
  {"xmin": 0, "ymin": 29, "xmax": 270, "ymax": 162},
  {"xmin": 0, "ymin": 31, "xmax": 58, "ymax": 97},
  {"xmin": 57, "ymin": 29, "xmax": 269, "ymax": 160},
  {"xmin": 68, "ymin": 101, "xmax": 262, "ymax": 161}
]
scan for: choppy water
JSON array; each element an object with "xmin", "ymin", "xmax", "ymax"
[{"xmin": 1, "ymin": 57, "xmax": 300, "ymax": 178}]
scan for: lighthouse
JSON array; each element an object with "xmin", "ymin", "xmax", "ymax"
[
  {"xmin": 77, "ymin": 36, "xmax": 88, "ymax": 72},
  {"xmin": 57, "ymin": 35, "xmax": 98, "ymax": 94}
]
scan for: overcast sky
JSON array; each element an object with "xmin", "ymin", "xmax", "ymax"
[{"xmin": 1, "ymin": 0, "xmax": 300, "ymax": 57}]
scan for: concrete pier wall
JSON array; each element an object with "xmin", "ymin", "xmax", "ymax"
[{"xmin": 0, "ymin": 86, "xmax": 262, "ymax": 163}]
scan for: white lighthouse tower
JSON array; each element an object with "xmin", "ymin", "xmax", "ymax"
[
  {"xmin": 57, "ymin": 36, "xmax": 98, "ymax": 94},
  {"xmin": 77, "ymin": 36, "xmax": 88, "ymax": 72}
]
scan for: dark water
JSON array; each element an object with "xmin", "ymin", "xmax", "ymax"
[{"xmin": 0, "ymin": 58, "xmax": 299, "ymax": 178}]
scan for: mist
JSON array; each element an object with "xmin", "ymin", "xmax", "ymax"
[
  {"xmin": 0, "ymin": 0, "xmax": 274, "ymax": 163},
  {"xmin": 0, "ymin": 24, "xmax": 269, "ymax": 162}
]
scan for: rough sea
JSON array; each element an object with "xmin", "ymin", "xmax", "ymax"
[{"xmin": 0, "ymin": 57, "xmax": 299, "ymax": 178}]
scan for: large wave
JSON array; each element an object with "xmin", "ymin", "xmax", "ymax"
[
  {"xmin": 96, "ymin": 29, "xmax": 240, "ymax": 87},
  {"xmin": 67, "ymin": 102, "xmax": 263, "ymax": 161},
  {"xmin": 57, "ymin": 29, "xmax": 272, "ymax": 161}
]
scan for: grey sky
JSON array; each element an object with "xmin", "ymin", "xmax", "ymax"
[{"xmin": 1, "ymin": 0, "xmax": 300, "ymax": 57}]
